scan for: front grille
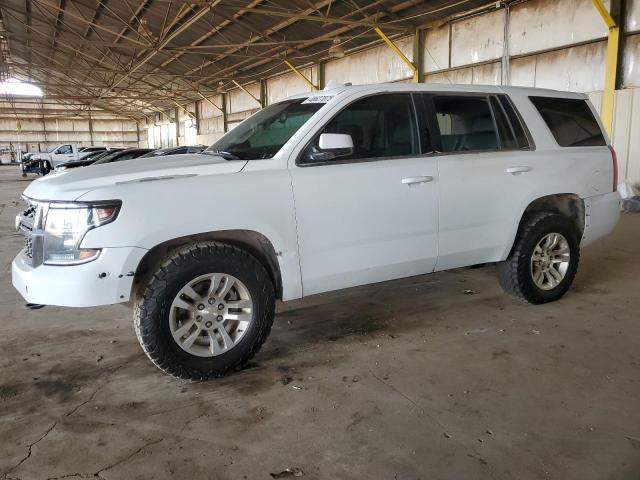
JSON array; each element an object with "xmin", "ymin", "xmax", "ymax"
[
  {"xmin": 17, "ymin": 198, "xmax": 44, "ymax": 266},
  {"xmin": 24, "ymin": 236, "xmax": 33, "ymax": 259}
]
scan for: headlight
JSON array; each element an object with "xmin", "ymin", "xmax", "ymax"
[{"xmin": 43, "ymin": 201, "xmax": 120, "ymax": 265}]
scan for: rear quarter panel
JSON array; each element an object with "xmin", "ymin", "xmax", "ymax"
[{"xmin": 497, "ymin": 93, "xmax": 614, "ymax": 259}]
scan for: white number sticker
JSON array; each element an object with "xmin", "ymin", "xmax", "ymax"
[{"xmin": 302, "ymin": 95, "xmax": 334, "ymax": 104}]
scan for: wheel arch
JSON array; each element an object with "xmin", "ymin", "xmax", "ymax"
[
  {"xmin": 505, "ymin": 193, "xmax": 585, "ymax": 258},
  {"xmin": 131, "ymin": 230, "xmax": 283, "ymax": 302}
]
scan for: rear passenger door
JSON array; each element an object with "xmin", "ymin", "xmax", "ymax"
[
  {"xmin": 418, "ymin": 93, "xmax": 535, "ymax": 270},
  {"xmin": 291, "ymin": 93, "xmax": 439, "ymax": 296}
]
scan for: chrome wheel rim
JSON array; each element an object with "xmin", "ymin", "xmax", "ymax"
[
  {"xmin": 530, "ymin": 233, "xmax": 571, "ymax": 291},
  {"xmin": 169, "ymin": 273, "xmax": 253, "ymax": 357}
]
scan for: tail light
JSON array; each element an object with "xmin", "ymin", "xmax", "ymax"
[{"xmin": 608, "ymin": 145, "xmax": 618, "ymax": 192}]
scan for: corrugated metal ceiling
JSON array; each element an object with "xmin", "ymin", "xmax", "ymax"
[{"xmin": 0, "ymin": 0, "xmax": 490, "ymax": 117}]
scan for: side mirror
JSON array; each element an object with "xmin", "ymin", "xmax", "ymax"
[
  {"xmin": 319, "ymin": 133, "xmax": 353, "ymax": 150},
  {"xmin": 306, "ymin": 133, "xmax": 354, "ymax": 162}
]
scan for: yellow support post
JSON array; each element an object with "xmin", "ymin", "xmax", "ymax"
[
  {"xmin": 283, "ymin": 60, "xmax": 318, "ymax": 91},
  {"xmin": 591, "ymin": 0, "xmax": 619, "ymax": 137},
  {"xmin": 374, "ymin": 26, "xmax": 418, "ymax": 82}
]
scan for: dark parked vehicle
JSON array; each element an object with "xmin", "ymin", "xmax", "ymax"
[
  {"xmin": 139, "ymin": 145, "xmax": 206, "ymax": 157},
  {"xmin": 55, "ymin": 149, "xmax": 124, "ymax": 172},
  {"xmin": 92, "ymin": 148, "xmax": 154, "ymax": 165},
  {"xmin": 78, "ymin": 146, "xmax": 107, "ymax": 157}
]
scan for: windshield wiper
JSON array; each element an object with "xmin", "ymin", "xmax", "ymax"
[{"xmin": 202, "ymin": 149, "xmax": 241, "ymax": 160}]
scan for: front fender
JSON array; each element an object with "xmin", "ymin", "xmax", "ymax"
[{"xmin": 79, "ymin": 168, "xmax": 303, "ymax": 300}]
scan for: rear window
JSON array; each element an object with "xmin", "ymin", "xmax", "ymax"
[
  {"xmin": 529, "ymin": 96, "xmax": 606, "ymax": 147},
  {"xmin": 432, "ymin": 95, "xmax": 499, "ymax": 152}
]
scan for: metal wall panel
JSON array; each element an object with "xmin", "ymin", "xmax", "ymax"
[
  {"xmin": 451, "ymin": 9, "xmax": 504, "ymax": 67},
  {"xmin": 509, "ymin": 0, "xmax": 609, "ymax": 56},
  {"xmin": 267, "ymin": 67, "xmax": 316, "ymax": 104},
  {"xmin": 510, "ymin": 42, "xmax": 606, "ymax": 91},
  {"xmin": 199, "ymin": 94, "xmax": 224, "ymax": 119},
  {"xmin": 324, "ymin": 37, "xmax": 414, "ymax": 84},
  {"xmin": 424, "ymin": 24, "xmax": 450, "ymax": 73},
  {"xmin": 426, "ymin": 61, "xmax": 501, "ymax": 85},
  {"xmin": 615, "ymin": 88, "xmax": 640, "ymax": 185},
  {"xmin": 228, "ymin": 83, "xmax": 261, "ymax": 113},
  {"xmin": 628, "ymin": 0, "xmax": 640, "ymax": 31},
  {"xmin": 623, "ymin": 34, "xmax": 640, "ymax": 88}
]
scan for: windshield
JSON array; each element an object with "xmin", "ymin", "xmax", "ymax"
[{"xmin": 204, "ymin": 99, "xmax": 322, "ymax": 160}]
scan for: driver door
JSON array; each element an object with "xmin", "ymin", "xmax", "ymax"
[{"xmin": 290, "ymin": 93, "xmax": 439, "ymax": 296}]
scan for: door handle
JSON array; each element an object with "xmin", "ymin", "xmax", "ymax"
[
  {"xmin": 402, "ymin": 176, "xmax": 434, "ymax": 185},
  {"xmin": 506, "ymin": 166, "xmax": 532, "ymax": 175}
]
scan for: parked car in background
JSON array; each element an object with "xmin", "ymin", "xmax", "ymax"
[
  {"xmin": 54, "ymin": 149, "xmax": 124, "ymax": 172},
  {"xmin": 30, "ymin": 143, "xmax": 82, "ymax": 169},
  {"xmin": 92, "ymin": 148, "xmax": 153, "ymax": 165},
  {"xmin": 12, "ymin": 83, "xmax": 621, "ymax": 380},
  {"xmin": 139, "ymin": 145, "xmax": 206, "ymax": 158},
  {"xmin": 78, "ymin": 146, "xmax": 108, "ymax": 158}
]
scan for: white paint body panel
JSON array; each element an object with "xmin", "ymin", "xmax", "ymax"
[
  {"xmin": 291, "ymin": 157, "xmax": 439, "ymax": 296},
  {"xmin": 12, "ymin": 84, "xmax": 621, "ymax": 308}
]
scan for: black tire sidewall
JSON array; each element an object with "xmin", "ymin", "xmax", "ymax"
[
  {"xmin": 517, "ymin": 215, "xmax": 580, "ymax": 303},
  {"xmin": 139, "ymin": 245, "xmax": 274, "ymax": 378}
]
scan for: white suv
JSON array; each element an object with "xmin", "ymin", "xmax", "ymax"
[{"xmin": 12, "ymin": 83, "xmax": 621, "ymax": 379}]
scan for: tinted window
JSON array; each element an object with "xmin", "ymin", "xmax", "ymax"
[
  {"xmin": 115, "ymin": 152, "xmax": 142, "ymax": 161},
  {"xmin": 490, "ymin": 96, "xmax": 517, "ymax": 149},
  {"xmin": 302, "ymin": 93, "xmax": 418, "ymax": 163},
  {"xmin": 57, "ymin": 145, "xmax": 72, "ymax": 154},
  {"xmin": 432, "ymin": 96, "xmax": 498, "ymax": 152},
  {"xmin": 529, "ymin": 96, "xmax": 606, "ymax": 147},
  {"xmin": 498, "ymin": 95, "xmax": 530, "ymax": 149}
]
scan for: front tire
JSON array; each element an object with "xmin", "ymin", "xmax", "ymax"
[
  {"xmin": 133, "ymin": 242, "xmax": 275, "ymax": 380},
  {"xmin": 497, "ymin": 213, "xmax": 580, "ymax": 304}
]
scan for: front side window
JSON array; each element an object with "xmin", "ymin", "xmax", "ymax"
[
  {"xmin": 205, "ymin": 99, "xmax": 323, "ymax": 160},
  {"xmin": 301, "ymin": 93, "xmax": 418, "ymax": 163},
  {"xmin": 432, "ymin": 95, "xmax": 499, "ymax": 152},
  {"xmin": 529, "ymin": 96, "xmax": 606, "ymax": 147}
]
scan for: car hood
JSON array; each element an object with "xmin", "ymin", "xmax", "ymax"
[{"xmin": 23, "ymin": 154, "xmax": 247, "ymax": 201}]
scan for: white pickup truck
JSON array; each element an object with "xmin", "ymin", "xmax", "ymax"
[
  {"xmin": 28, "ymin": 144, "xmax": 105, "ymax": 171},
  {"xmin": 12, "ymin": 83, "xmax": 621, "ymax": 380},
  {"xmin": 31, "ymin": 143, "xmax": 82, "ymax": 169}
]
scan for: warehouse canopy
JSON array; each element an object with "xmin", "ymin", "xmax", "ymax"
[{"xmin": 0, "ymin": 0, "xmax": 489, "ymax": 118}]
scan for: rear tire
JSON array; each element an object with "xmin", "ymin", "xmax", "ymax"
[
  {"xmin": 133, "ymin": 242, "xmax": 275, "ymax": 380},
  {"xmin": 497, "ymin": 213, "xmax": 580, "ymax": 304}
]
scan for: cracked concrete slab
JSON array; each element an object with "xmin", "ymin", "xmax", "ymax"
[{"xmin": 1, "ymin": 166, "xmax": 639, "ymax": 480}]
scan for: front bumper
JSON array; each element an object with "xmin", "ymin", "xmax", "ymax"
[{"xmin": 12, "ymin": 246, "xmax": 147, "ymax": 307}]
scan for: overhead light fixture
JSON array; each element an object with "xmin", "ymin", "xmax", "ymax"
[
  {"xmin": 328, "ymin": 38, "xmax": 345, "ymax": 59},
  {"xmin": 0, "ymin": 78, "xmax": 43, "ymax": 96}
]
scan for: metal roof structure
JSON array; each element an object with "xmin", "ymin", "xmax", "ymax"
[{"xmin": 0, "ymin": 0, "xmax": 490, "ymax": 119}]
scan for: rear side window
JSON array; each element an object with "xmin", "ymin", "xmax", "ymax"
[
  {"xmin": 432, "ymin": 96, "xmax": 499, "ymax": 152},
  {"xmin": 490, "ymin": 96, "xmax": 518, "ymax": 149},
  {"xmin": 498, "ymin": 95, "xmax": 530, "ymax": 149},
  {"xmin": 529, "ymin": 96, "xmax": 606, "ymax": 147}
]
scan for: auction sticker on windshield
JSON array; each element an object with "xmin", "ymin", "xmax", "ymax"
[{"xmin": 302, "ymin": 95, "xmax": 334, "ymax": 104}]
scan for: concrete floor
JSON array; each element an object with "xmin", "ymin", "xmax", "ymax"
[{"xmin": 0, "ymin": 165, "xmax": 638, "ymax": 480}]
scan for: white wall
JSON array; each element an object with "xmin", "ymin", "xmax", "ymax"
[{"xmin": 0, "ymin": 100, "xmax": 138, "ymax": 156}]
